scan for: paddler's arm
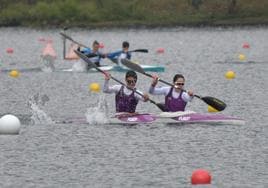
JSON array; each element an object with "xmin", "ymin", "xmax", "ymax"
[
  {"xmin": 134, "ymin": 90, "xmax": 149, "ymax": 102},
  {"xmin": 149, "ymin": 85, "xmax": 170, "ymax": 96},
  {"xmin": 99, "ymin": 52, "xmax": 107, "ymax": 59},
  {"xmin": 102, "ymin": 72, "xmax": 120, "ymax": 93},
  {"xmin": 77, "ymin": 46, "xmax": 91, "ymax": 54},
  {"xmin": 182, "ymin": 90, "xmax": 194, "ymax": 102}
]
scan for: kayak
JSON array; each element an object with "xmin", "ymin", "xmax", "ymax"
[
  {"xmin": 59, "ymin": 111, "xmax": 245, "ymax": 125},
  {"xmin": 166, "ymin": 111, "xmax": 245, "ymax": 125},
  {"xmin": 8, "ymin": 111, "xmax": 244, "ymax": 125},
  {"xmin": 113, "ymin": 113, "xmax": 156, "ymax": 124},
  {"xmin": 60, "ymin": 64, "xmax": 165, "ymax": 73},
  {"xmin": 0, "ymin": 64, "xmax": 165, "ymax": 74}
]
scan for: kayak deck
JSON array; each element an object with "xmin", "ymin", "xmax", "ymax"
[{"xmin": 58, "ymin": 111, "xmax": 245, "ymax": 125}]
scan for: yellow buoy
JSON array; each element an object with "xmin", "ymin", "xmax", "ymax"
[
  {"xmin": 208, "ymin": 105, "xmax": 219, "ymax": 113},
  {"xmin": 225, "ymin": 71, "xmax": 235, "ymax": 79},
  {"xmin": 9, "ymin": 70, "xmax": 20, "ymax": 78},
  {"xmin": 238, "ymin": 54, "xmax": 246, "ymax": 61},
  {"xmin": 89, "ymin": 83, "xmax": 100, "ymax": 92}
]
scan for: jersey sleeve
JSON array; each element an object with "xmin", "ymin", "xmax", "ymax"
[
  {"xmin": 149, "ymin": 86, "xmax": 170, "ymax": 96},
  {"xmin": 103, "ymin": 80, "xmax": 121, "ymax": 94}
]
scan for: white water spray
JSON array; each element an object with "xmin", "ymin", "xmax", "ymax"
[
  {"xmin": 41, "ymin": 56, "xmax": 55, "ymax": 72},
  {"xmin": 28, "ymin": 93, "xmax": 54, "ymax": 124},
  {"xmin": 71, "ymin": 60, "xmax": 87, "ymax": 72},
  {"xmin": 85, "ymin": 94, "xmax": 109, "ymax": 124}
]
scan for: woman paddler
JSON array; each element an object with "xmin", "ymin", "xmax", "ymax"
[
  {"xmin": 149, "ymin": 74, "xmax": 194, "ymax": 112},
  {"xmin": 77, "ymin": 40, "xmax": 106, "ymax": 68},
  {"xmin": 103, "ymin": 70, "xmax": 149, "ymax": 114}
]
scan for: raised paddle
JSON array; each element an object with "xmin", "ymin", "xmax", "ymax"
[
  {"xmin": 74, "ymin": 50, "xmax": 166, "ymax": 112},
  {"xmin": 60, "ymin": 32, "xmax": 148, "ymax": 55},
  {"xmin": 121, "ymin": 59, "xmax": 227, "ymax": 111},
  {"xmin": 60, "ymin": 32, "xmax": 89, "ymax": 49}
]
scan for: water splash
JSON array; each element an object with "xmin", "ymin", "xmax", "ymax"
[
  {"xmin": 71, "ymin": 60, "xmax": 87, "ymax": 72},
  {"xmin": 41, "ymin": 56, "xmax": 55, "ymax": 72},
  {"xmin": 28, "ymin": 93, "xmax": 54, "ymax": 124},
  {"xmin": 85, "ymin": 94, "xmax": 109, "ymax": 124}
]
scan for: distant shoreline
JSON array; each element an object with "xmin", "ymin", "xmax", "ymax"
[
  {"xmin": 1, "ymin": 0, "xmax": 268, "ymax": 29},
  {"xmin": 1, "ymin": 23, "xmax": 268, "ymax": 30}
]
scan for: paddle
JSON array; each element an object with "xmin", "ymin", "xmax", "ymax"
[
  {"xmin": 130, "ymin": 49, "xmax": 148, "ymax": 53},
  {"xmin": 121, "ymin": 59, "xmax": 227, "ymax": 111},
  {"xmin": 60, "ymin": 32, "xmax": 89, "ymax": 49},
  {"xmin": 107, "ymin": 49, "xmax": 148, "ymax": 65},
  {"xmin": 60, "ymin": 32, "xmax": 148, "ymax": 55},
  {"xmin": 74, "ymin": 50, "xmax": 166, "ymax": 111}
]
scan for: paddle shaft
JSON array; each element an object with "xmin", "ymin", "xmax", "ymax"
[{"xmin": 60, "ymin": 32, "xmax": 90, "ymax": 49}]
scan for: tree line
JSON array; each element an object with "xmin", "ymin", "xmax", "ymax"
[{"xmin": 0, "ymin": 0, "xmax": 267, "ymax": 27}]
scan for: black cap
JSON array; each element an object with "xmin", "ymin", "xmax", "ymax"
[
  {"xmin": 122, "ymin": 41, "xmax": 129, "ymax": 48},
  {"xmin": 126, "ymin": 70, "xmax": 137, "ymax": 79}
]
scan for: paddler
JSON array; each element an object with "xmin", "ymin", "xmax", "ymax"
[
  {"xmin": 77, "ymin": 40, "xmax": 106, "ymax": 68},
  {"xmin": 149, "ymin": 74, "xmax": 194, "ymax": 112},
  {"xmin": 119, "ymin": 41, "xmax": 131, "ymax": 60},
  {"xmin": 107, "ymin": 41, "xmax": 131, "ymax": 65},
  {"xmin": 103, "ymin": 70, "xmax": 149, "ymax": 113}
]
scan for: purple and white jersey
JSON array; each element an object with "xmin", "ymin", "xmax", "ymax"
[
  {"xmin": 115, "ymin": 86, "xmax": 138, "ymax": 113},
  {"xmin": 103, "ymin": 80, "xmax": 145, "ymax": 113},
  {"xmin": 165, "ymin": 87, "xmax": 186, "ymax": 112},
  {"xmin": 149, "ymin": 85, "xmax": 193, "ymax": 112}
]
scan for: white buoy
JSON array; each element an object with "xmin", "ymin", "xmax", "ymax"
[{"xmin": 0, "ymin": 114, "xmax": 21, "ymax": 134}]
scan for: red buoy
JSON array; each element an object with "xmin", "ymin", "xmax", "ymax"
[
  {"xmin": 191, "ymin": 169, "xmax": 211, "ymax": 185},
  {"xmin": 156, "ymin": 48, "xmax": 164, "ymax": 54},
  {"xmin": 99, "ymin": 43, "xmax": 105, "ymax": 48},
  {"xmin": 38, "ymin": 37, "xmax": 46, "ymax": 42},
  {"xmin": 6, "ymin": 48, "xmax": 14, "ymax": 54},
  {"xmin": 242, "ymin": 43, "xmax": 250, "ymax": 49}
]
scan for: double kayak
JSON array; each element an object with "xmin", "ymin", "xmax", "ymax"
[
  {"xmin": 61, "ymin": 111, "xmax": 245, "ymax": 125},
  {"xmin": 0, "ymin": 64, "xmax": 165, "ymax": 73},
  {"xmin": 61, "ymin": 64, "xmax": 165, "ymax": 73}
]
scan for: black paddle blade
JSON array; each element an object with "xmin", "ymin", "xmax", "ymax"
[
  {"xmin": 156, "ymin": 103, "xmax": 167, "ymax": 112},
  {"xmin": 133, "ymin": 49, "xmax": 149, "ymax": 53},
  {"xmin": 75, "ymin": 50, "xmax": 98, "ymax": 69},
  {"xmin": 121, "ymin": 59, "xmax": 146, "ymax": 74},
  {"xmin": 201, "ymin": 96, "xmax": 226, "ymax": 111}
]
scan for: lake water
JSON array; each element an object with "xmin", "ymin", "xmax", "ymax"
[{"xmin": 0, "ymin": 26, "xmax": 267, "ymax": 187}]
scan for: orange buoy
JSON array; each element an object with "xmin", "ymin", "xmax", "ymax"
[
  {"xmin": 191, "ymin": 169, "xmax": 211, "ymax": 185},
  {"xmin": 6, "ymin": 48, "xmax": 14, "ymax": 54},
  {"xmin": 156, "ymin": 48, "xmax": 164, "ymax": 54}
]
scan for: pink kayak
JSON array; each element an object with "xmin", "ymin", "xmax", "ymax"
[{"xmin": 59, "ymin": 111, "xmax": 245, "ymax": 125}]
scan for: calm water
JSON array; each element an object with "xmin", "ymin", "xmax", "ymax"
[{"xmin": 0, "ymin": 27, "xmax": 267, "ymax": 187}]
